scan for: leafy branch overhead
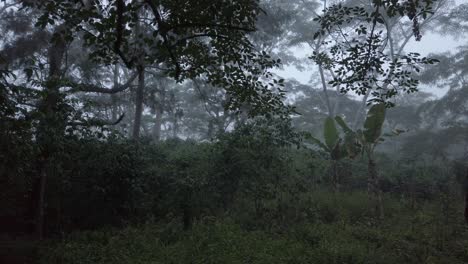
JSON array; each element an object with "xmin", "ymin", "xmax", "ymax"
[
  {"xmin": 311, "ymin": 0, "xmax": 439, "ymax": 106},
  {"xmin": 25, "ymin": 0, "xmax": 290, "ymax": 116}
]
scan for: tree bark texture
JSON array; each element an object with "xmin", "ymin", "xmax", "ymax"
[{"xmin": 132, "ymin": 65, "xmax": 145, "ymax": 139}]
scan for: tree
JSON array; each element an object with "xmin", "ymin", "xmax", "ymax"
[
  {"xmin": 27, "ymin": 0, "xmax": 289, "ymax": 116},
  {"xmin": 337, "ymin": 103, "xmax": 404, "ymax": 219},
  {"xmin": 412, "ymin": 2, "xmax": 468, "ymax": 163},
  {"xmin": 356, "ymin": 104, "xmax": 387, "ymax": 219},
  {"xmin": 311, "ymin": 0, "xmax": 441, "ymax": 110},
  {"xmin": 10, "ymin": 0, "xmax": 292, "ymax": 238},
  {"xmin": 303, "ymin": 0, "xmax": 442, "ymax": 218},
  {"xmin": 419, "ymin": 49, "xmax": 468, "ymax": 128}
]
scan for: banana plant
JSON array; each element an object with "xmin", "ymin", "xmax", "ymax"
[
  {"xmin": 361, "ymin": 103, "xmax": 386, "ymax": 218},
  {"xmin": 307, "ymin": 103, "xmax": 403, "ymax": 217},
  {"xmin": 306, "ymin": 116, "xmax": 360, "ymax": 192},
  {"xmin": 335, "ymin": 103, "xmax": 404, "ymax": 219}
]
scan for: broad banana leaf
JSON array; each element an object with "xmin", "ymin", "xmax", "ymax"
[
  {"xmin": 324, "ymin": 117, "xmax": 339, "ymax": 149},
  {"xmin": 363, "ymin": 103, "xmax": 386, "ymax": 143},
  {"xmin": 335, "ymin": 116, "xmax": 353, "ymax": 134},
  {"xmin": 305, "ymin": 134, "xmax": 330, "ymax": 152}
]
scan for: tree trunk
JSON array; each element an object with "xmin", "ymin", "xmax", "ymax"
[
  {"xmin": 111, "ymin": 64, "xmax": 119, "ymax": 121},
  {"xmin": 153, "ymin": 106, "xmax": 163, "ymax": 141},
  {"xmin": 318, "ymin": 64, "xmax": 334, "ymax": 117},
  {"xmin": 331, "ymin": 160, "xmax": 340, "ymax": 193},
  {"xmin": 353, "ymin": 90, "xmax": 371, "ymax": 129},
  {"xmin": 368, "ymin": 157, "xmax": 384, "ymax": 219},
  {"xmin": 33, "ymin": 25, "xmax": 67, "ymax": 240},
  {"xmin": 181, "ymin": 189, "xmax": 192, "ymax": 231},
  {"xmin": 464, "ymin": 192, "xmax": 468, "ymax": 224},
  {"xmin": 328, "ymin": 69, "xmax": 343, "ymax": 117},
  {"xmin": 206, "ymin": 119, "xmax": 214, "ymax": 139},
  {"xmin": 34, "ymin": 159, "xmax": 48, "ymax": 240},
  {"xmin": 172, "ymin": 117, "xmax": 178, "ymax": 138},
  {"xmin": 132, "ymin": 65, "xmax": 145, "ymax": 139},
  {"xmin": 464, "ymin": 169, "xmax": 468, "ymax": 224}
]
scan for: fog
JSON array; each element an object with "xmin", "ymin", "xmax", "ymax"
[{"xmin": 1, "ymin": 0, "xmax": 468, "ymax": 263}]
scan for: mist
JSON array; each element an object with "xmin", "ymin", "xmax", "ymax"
[{"xmin": 1, "ymin": 0, "xmax": 468, "ymax": 263}]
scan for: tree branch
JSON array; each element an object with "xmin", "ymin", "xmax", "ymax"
[
  {"xmin": 168, "ymin": 23, "xmax": 255, "ymax": 32},
  {"xmin": 114, "ymin": 0, "xmax": 124, "ymax": 53},
  {"xmin": 170, "ymin": 33, "xmax": 229, "ymax": 48},
  {"xmin": 68, "ymin": 113, "xmax": 125, "ymax": 127},
  {"xmin": 145, "ymin": 0, "xmax": 181, "ymax": 80},
  {"xmin": 68, "ymin": 71, "xmax": 138, "ymax": 94},
  {"xmin": 112, "ymin": 0, "xmax": 134, "ymax": 68}
]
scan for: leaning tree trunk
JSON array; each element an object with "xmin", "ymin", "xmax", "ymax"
[
  {"xmin": 368, "ymin": 157, "xmax": 384, "ymax": 220},
  {"xmin": 132, "ymin": 65, "xmax": 145, "ymax": 139},
  {"xmin": 318, "ymin": 64, "xmax": 334, "ymax": 117}
]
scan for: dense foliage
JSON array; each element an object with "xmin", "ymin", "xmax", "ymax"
[{"xmin": 1, "ymin": 0, "xmax": 468, "ymax": 263}]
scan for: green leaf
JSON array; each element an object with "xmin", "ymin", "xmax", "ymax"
[
  {"xmin": 363, "ymin": 103, "xmax": 386, "ymax": 143},
  {"xmin": 324, "ymin": 117, "xmax": 339, "ymax": 149},
  {"xmin": 305, "ymin": 135, "xmax": 329, "ymax": 152},
  {"xmin": 343, "ymin": 132, "xmax": 361, "ymax": 159},
  {"xmin": 335, "ymin": 116, "xmax": 353, "ymax": 133}
]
